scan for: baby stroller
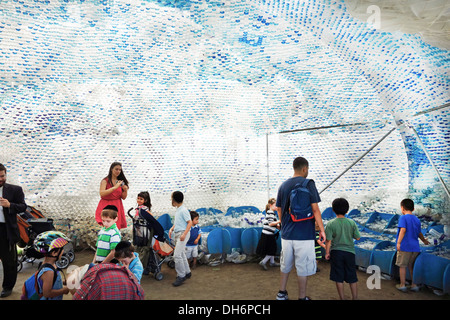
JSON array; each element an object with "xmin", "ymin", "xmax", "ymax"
[
  {"xmin": 16, "ymin": 206, "xmax": 75, "ymax": 271},
  {"xmin": 127, "ymin": 207, "xmax": 174, "ymax": 280}
]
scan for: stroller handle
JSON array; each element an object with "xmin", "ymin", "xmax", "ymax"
[{"xmin": 127, "ymin": 207, "xmax": 134, "ymax": 219}]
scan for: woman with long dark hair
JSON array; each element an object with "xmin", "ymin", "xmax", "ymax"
[{"xmin": 95, "ymin": 162, "xmax": 129, "ymax": 229}]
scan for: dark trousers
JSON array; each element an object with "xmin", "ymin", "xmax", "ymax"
[{"xmin": 0, "ymin": 223, "xmax": 17, "ymax": 290}]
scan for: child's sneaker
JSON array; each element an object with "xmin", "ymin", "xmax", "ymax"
[
  {"xmin": 259, "ymin": 261, "xmax": 268, "ymax": 270},
  {"xmin": 276, "ymin": 290, "xmax": 288, "ymax": 300}
]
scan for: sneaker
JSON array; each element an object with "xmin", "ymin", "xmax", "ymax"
[
  {"xmin": 299, "ymin": 296, "xmax": 311, "ymax": 300},
  {"xmin": 185, "ymin": 272, "xmax": 192, "ymax": 279},
  {"xmin": 410, "ymin": 285, "xmax": 420, "ymax": 292},
  {"xmin": 269, "ymin": 262, "xmax": 280, "ymax": 267},
  {"xmin": 259, "ymin": 261, "xmax": 268, "ymax": 270},
  {"xmin": 172, "ymin": 276, "xmax": 186, "ymax": 287},
  {"xmin": 276, "ymin": 290, "xmax": 288, "ymax": 300},
  {"xmin": 395, "ymin": 284, "xmax": 408, "ymax": 292}
]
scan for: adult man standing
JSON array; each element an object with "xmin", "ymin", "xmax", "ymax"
[
  {"xmin": 0, "ymin": 163, "xmax": 27, "ymax": 298},
  {"xmin": 275, "ymin": 157, "xmax": 326, "ymax": 300}
]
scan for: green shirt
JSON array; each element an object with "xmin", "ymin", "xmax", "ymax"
[
  {"xmin": 95, "ymin": 223, "xmax": 121, "ymax": 261},
  {"xmin": 325, "ymin": 217, "xmax": 360, "ymax": 254}
]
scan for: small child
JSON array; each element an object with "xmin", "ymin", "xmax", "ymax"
[
  {"xmin": 325, "ymin": 198, "xmax": 360, "ymax": 300},
  {"xmin": 186, "ymin": 211, "xmax": 201, "ymax": 269},
  {"xmin": 114, "ymin": 240, "xmax": 144, "ymax": 284},
  {"xmin": 32, "ymin": 231, "xmax": 71, "ymax": 300},
  {"xmin": 257, "ymin": 198, "xmax": 281, "ymax": 270},
  {"xmin": 93, "ymin": 205, "xmax": 121, "ymax": 264},
  {"xmin": 135, "ymin": 191, "xmax": 152, "ymax": 217},
  {"xmin": 133, "ymin": 191, "xmax": 154, "ymax": 275},
  {"xmin": 315, "ymin": 222, "xmax": 326, "ymax": 272},
  {"xmin": 395, "ymin": 198, "xmax": 429, "ymax": 292},
  {"xmin": 168, "ymin": 191, "xmax": 192, "ymax": 287}
]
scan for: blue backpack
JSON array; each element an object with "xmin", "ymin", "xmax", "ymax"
[
  {"xmin": 21, "ymin": 263, "xmax": 57, "ymax": 300},
  {"xmin": 288, "ymin": 179, "xmax": 314, "ymax": 222}
]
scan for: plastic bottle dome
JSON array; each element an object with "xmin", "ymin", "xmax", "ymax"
[{"xmin": 0, "ymin": 0, "xmax": 448, "ymax": 228}]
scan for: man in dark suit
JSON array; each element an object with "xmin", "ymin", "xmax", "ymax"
[{"xmin": 0, "ymin": 163, "xmax": 27, "ymax": 298}]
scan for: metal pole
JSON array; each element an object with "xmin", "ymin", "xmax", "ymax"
[
  {"xmin": 266, "ymin": 132, "xmax": 270, "ymax": 200},
  {"xmin": 409, "ymin": 126, "xmax": 450, "ymax": 200},
  {"xmin": 319, "ymin": 127, "xmax": 396, "ymax": 194},
  {"xmin": 279, "ymin": 122, "xmax": 365, "ymax": 135}
]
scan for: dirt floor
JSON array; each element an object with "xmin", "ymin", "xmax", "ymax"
[{"xmin": 2, "ymin": 249, "xmax": 449, "ymax": 301}]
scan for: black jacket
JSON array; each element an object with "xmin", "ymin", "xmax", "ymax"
[{"xmin": 1, "ymin": 183, "xmax": 27, "ymax": 244}]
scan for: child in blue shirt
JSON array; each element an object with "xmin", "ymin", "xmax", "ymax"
[
  {"xmin": 186, "ymin": 211, "xmax": 201, "ymax": 269},
  {"xmin": 395, "ymin": 199, "xmax": 429, "ymax": 292},
  {"xmin": 114, "ymin": 241, "xmax": 144, "ymax": 284}
]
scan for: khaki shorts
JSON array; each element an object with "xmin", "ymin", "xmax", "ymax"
[
  {"xmin": 280, "ymin": 239, "xmax": 316, "ymax": 277},
  {"xmin": 395, "ymin": 251, "xmax": 419, "ymax": 268}
]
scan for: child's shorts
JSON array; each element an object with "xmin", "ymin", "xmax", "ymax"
[
  {"xmin": 186, "ymin": 245, "xmax": 198, "ymax": 259},
  {"xmin": 329, "ymin": 250, "xmax": 358, "ymax": 283},
  {"xmin": 395, "ymin": 251, "xmax": 419, "ymax": 268}
]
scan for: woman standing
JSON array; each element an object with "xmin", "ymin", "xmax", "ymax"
[{"xmin": 95, "ymin": 162, "xmax": 129, "ymax": 229}]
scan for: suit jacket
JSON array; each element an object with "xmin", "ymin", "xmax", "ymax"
[{"xmin": 1, "ymin": 183, "xmax": 27, "ymax": 244}]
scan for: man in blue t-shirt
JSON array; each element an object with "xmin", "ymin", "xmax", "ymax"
[
  {"xmin": 395, "ymin": 199, "xmax": 429, "ymax": 292},
  {"xmin": 275, "ymin": 157, "xmax": 326, "ymax": 300}
]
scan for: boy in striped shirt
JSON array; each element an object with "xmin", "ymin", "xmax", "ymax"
[{"xmin": 93, "ymin": 205, "xmax": 121, "ymax": 264}]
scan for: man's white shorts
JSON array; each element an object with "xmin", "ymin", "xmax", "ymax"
[{"xmin": 280, "ymin": 239, "xmax": 317, "ymax": 277}]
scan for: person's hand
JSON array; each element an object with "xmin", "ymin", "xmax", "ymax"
[
  {"xmin": 325, "ymin": 253, "xmax": 330, "ymax": 260},
  {"xmin": 319, "ymin": 231, "xmax": 326, "ymax": 243},
  {"xmin": 0, "ymin": 197, "xmax": 10, "ymax": 208},
  {"xmin": 180, "ymin": 234, "xmax": 186, "ymax": 241},
  {"xmin": 114, "ymin": 180, "xmax": 123, "ymax": 189}
]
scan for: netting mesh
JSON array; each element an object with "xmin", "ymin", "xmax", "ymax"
[{"xmin": 0, "ymin": 0, "xmax": 449, "ymax": 248}]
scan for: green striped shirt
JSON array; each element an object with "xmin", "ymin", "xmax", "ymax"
[{"xmin": 95, "ymin": 224, "xmax": 121, "ymax": 262}]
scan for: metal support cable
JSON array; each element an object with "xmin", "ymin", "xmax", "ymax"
[{"xmin": 319, "ymin": 127, "xmax": 396, "ymax": 194}]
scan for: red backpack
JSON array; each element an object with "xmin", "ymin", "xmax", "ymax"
[{"xmin": 73, "ymin": 263, "xmax": 144, "ymax": 300}]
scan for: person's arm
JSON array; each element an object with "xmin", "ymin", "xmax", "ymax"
[
  {"xmin": 194, "ymin": 233, "xmax": 201, "ymax": 245},
  {"xmin": 41, "ymin": 270, "xmax": 69, "ymax": 298},
  {"xmin": 325, "ymin": 240, "xmax": 332, "ymax": 260},
  {"xmin": 101, "ymin": 249, "xmax": 116, "ymax": 264},
  {"xmin": 99, "ymin": 179, "xmax": 122, "ymax": 197},
  {"xmin": 181, "ymin": 220, "xmax": 193, "ymax": 242},
  {"xmin": 276, "ymin": 207, "xmax": 282, "ymax": 225},
  {"xmin": 419, "ymin": 232, "xmax": 429, "ymax": 245},
  {"xmin": 0, "ymin": 186, "xmax": 27, "ymax": 214},
  {"xmin": 169, "ymin": 224, "xmax": 175, "ymax": 239},
  {"xmin": 121, "ymin": 184, "xmax": 128, "ymax": 200},
  {"xmin": 312, "ymin": 203, "xmax": 326, "ymax": 242},
  {"xmin": 397, "ymin": 227, "xmax": 406, "ymax": 251}
]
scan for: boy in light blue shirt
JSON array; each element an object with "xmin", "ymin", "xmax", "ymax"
[
  {"xmin": 168, "ymin": 191, "xmax": 192, "ymax": 286},
  {"xmin": 114, "ymin": 241, "xmax": 144, "ymax": 284}
]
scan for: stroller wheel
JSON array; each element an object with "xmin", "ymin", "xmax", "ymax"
[
  {"xmin": 17, "ymin": 260, "xmax": 23, "ymax": 273},
  {"xmin": 66, "ymin": 250, "xmax": 75, "ymax": 263},
  {"xmin": 56, "ymin": 255, "xmax": 70, "ymax": 269},
  {"xmin": 154, "ymin": 272, "xmax": 164, "ymax": 281},
  {"xmin": 167, "ymin": 260, "xmax": 175, "ymax": 269}
]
